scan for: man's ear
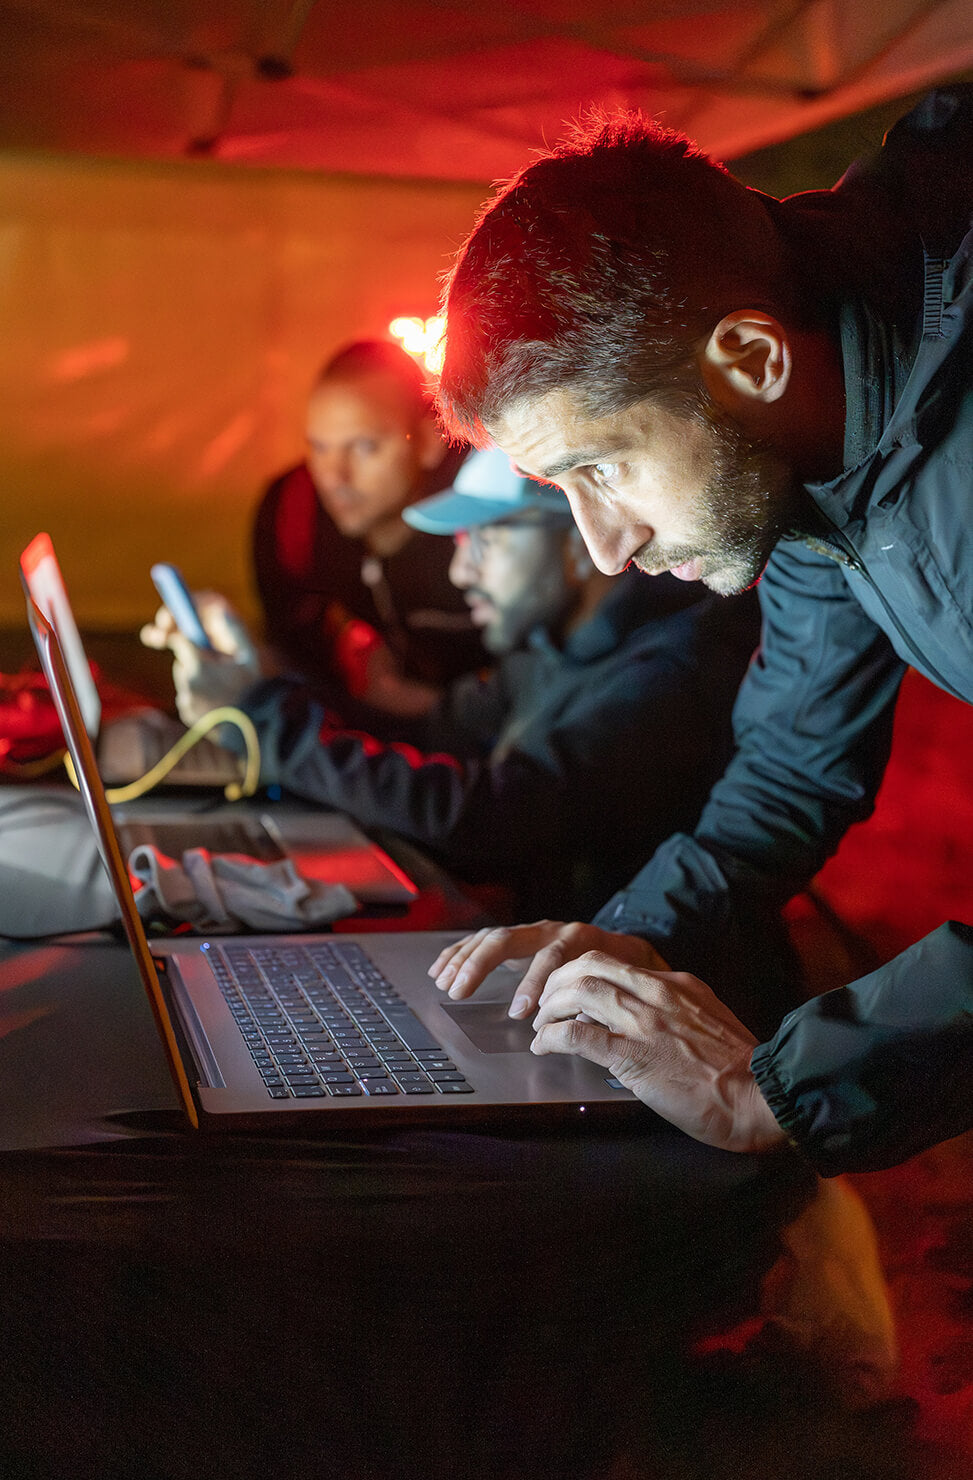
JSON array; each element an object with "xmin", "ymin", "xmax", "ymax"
[
  {"xmin": 700, "ymin": 311, "xmax": 791, "ymax": 407},
  {"xmin": 415, "ymin": 413, "xmax": 446, "ymax": 470}
]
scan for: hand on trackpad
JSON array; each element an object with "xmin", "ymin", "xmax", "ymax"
[{"xmin": 440, "ymin": 1001, "xmax": 536, "ymax": 1054}]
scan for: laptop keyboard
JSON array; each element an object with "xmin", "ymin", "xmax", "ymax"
[{"xmin": 205, "ymin": 940, "xmax": 474, "ymax": 1099}]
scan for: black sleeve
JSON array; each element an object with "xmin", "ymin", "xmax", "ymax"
[
  {"xmin": 595, "ymin": 541, "xmax": 907, "ymax": 983},
  {"xmin": 752, "ymin": 921, "xmax": 973, "ymax": 1175},
  {"xmin": 240, "ymin": 634, "xmax": 734, "ymax": 914}
]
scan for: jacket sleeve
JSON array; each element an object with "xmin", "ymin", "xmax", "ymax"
[
  {"xmin": 594, "ymin": 539, "xmax": 907, "ymax": 986},
  {"xmin": 239, "ymin": 642, "xmax": 730, "ymax": 893},
  {"xmin": 751, "ymin": 922, "xmax": 973, "ymax": 1174}
]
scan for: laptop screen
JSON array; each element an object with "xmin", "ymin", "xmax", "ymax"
[
  {"xmin": 20, "ymin": 531, "xmax": 102, "ymax": 740},
  {"xmin": 21, "ymin": 573, "xmax": 199, "ymax": 1127}
]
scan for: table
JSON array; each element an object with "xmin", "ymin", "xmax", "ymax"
[
  {"xmin": 0, "ymin": 636, "xmax": 911, "ymax": 1478},
  {"xmin": 0, "ymin": 923, "xmax": 828, "ymax": 1480}
]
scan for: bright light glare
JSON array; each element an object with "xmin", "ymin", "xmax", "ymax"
[{"xmin": 389, "ymin": 314, "xmax": 446, "ymax": 374}]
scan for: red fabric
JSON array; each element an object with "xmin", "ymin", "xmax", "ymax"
[
  {"xmin": 0, "ymin": 671, "xmax": 65, "ymax": 764},
  {"xmin": 0, "ymin": 662, "xmax": 157, "ymax": 768}
]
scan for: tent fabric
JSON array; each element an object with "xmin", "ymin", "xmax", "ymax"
[
  {"xmin": 3, "ymin": 0, "xmax": 973, "ymax": 180},
  {"xmin": 0, "ymin": 153, "xmax": 485, "ymax": 625}
]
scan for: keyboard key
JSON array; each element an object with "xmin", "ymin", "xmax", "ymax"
[
  {"xmin": 291, "ymin": 1085, "xmax": 330, "ymax": 1098},
  {"xmin": 378, "ymin": 1011, "xmax": 440, "ymax": 1053},
  {"xmin": 210, "ymin": 941, "xmax": 458, "ymax": 1098},
  {"xmin": 435, "ymin": 1081, "xmax": 474, "ymax": 1094}
]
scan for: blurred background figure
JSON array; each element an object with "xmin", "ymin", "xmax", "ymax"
[{"xmin": 253, "ymin": 339, "xmax": 486, "ymax": 715}]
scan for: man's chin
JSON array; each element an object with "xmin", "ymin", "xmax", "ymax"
[
  {"xmin": 701, "ymin": 559, "xmax": 767, "ymax": 597},
  {"xmin": 632, "ymin": 543, "xmax": 766, "ymax": 595}
]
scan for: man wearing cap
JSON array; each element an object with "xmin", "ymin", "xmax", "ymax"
[{"xmin": 146, "ymin": 448, "xmax": 767, "ymax": 934}]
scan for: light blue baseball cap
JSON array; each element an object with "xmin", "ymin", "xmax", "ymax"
[{"xmin": 403, "ymin": 446, "xmax": 572, "ymax": 534}]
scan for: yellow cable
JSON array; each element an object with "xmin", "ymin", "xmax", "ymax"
[{"xmin": 63, "ymin": 707, "xmax": 262, "ymax": 803}]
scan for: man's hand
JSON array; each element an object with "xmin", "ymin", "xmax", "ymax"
[
  {"xmin": 140, "ymin": 593, "xmax": 261, "ymax": 727},
  {"xmin": 532, "ymin": 951, "xmax": 786, "ymax": 1153},
  {"xmin": 430, "ymin": 919, "xmax": 668, "ymax": 1018}
]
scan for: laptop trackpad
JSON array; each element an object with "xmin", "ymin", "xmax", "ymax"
[{"xmin": 441, "ymin": 1001, "xmax": 536, "ymax": 1054}]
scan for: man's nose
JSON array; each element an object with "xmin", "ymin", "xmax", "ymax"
[
  {"xmin": 313, "ymin": 449, "xmax": 351, "ymax": 491},
  {"xmin": 449, "ymin": 538, "xmax": 475, "ymax": 588},
  {"xmin": 567, "ymin": 494, "xmax": 644, "ymax": 577}
]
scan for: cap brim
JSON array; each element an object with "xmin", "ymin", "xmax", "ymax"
[{"xmin": 404, "ymin": 486, "xmax": 573, "ymax": 534}]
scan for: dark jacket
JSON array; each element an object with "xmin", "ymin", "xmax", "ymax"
[
  {"xmin": 242, "ymin": 572, "xmax": 762, "ymax": 923},
  {"xmin": 594, "ymin": 86, "xmax": 973, "ymax": 1174},
  {"xmin": 253, "ymin": 458, "xmax": 485, "ymax": 691}
]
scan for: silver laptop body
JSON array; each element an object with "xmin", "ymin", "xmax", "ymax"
[{"xmin": 25, "ymin": 581, "xmax": 640, "ymax": 1130}]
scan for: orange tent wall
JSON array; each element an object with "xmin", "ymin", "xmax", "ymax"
[{"xmin": 0, "ymin": 151, "xmax": 487, "ymax": 628}]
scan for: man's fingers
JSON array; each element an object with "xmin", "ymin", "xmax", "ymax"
[
  {"xmin": 140, "ymin": 604, "xmax": 178, "ymax": 650},
  {"xmin": 534, "ymin": 950, "xmax": 660, "ymax": 1025},
  {"xmin": 429, "ymin": 921, "xmax": 568, "ymax": 1003},
  {"xmin": 531, "ymin": 1017, "xmax": 650, "ymax": 1083},
  {"xmin": 429, "ymin": 928, "xmax": 498, "ymax": 985},
  {"xmin": 506, "ymin": 938, "xmax": 574, "ymax": 1017}
]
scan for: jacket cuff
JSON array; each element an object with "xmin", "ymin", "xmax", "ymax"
[{"xmin": 750, "ymin": 1038, "xmax": 811, "ymax": 1155}]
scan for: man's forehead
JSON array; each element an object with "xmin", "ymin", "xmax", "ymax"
[
  {"xmin": 309, "ymin": 371, "xmax": 420, "ymax": 426},
  {"xmin": 489, "ymin": 390, "xmax": 626, "ymax": 479}
]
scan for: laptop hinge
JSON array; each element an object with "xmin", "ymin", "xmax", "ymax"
[{"xmin": 158, "ymin": 960, "xmax": 226, "ymax": 1090}]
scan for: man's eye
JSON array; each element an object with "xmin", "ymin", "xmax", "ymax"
[{"xmin": 593, "ymin": 462, "xmax": 619, "ymax": 484}]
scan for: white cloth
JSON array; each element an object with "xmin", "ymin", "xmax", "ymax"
[{"xmin": 129, "ymin": 845, "xmax": 357, "ymax": 932}]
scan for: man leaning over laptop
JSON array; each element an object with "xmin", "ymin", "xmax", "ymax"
[{"xmin": 144, "ymin": 449, "xmax": 787, "ymax": 1021}]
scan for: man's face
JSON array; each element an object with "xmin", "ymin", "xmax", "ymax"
[
  {"xmin": 305, "ymin": 372, "xmax": 435, "ymax": 539},
  {"xmin": 448, "ymin": 520, "xmax": 574, "ymax": 654},
  {"xmin": 490, "ymin": 386, "xmax": 798, "ymax": 596}
]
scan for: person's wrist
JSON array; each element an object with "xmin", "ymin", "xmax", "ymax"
[{"xmin": 736, "ymin": 1072, "xmax": 789, "ymax": 1154}]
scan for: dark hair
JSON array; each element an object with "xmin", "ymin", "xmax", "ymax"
[
  {"xmin": 437, "ymin": 112, "xmax": 801, "ymax": 444},
  {"xmin": 315, "ymin": 339, "xmax": 431, "ymax": 421}
]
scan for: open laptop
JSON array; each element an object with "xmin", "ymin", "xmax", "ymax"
[
  {"xmin": 21, "ymin": 530, "xmax": 242, "ymax": 789},
  {"xmin": 21, "ymin": 532, "xmax": 416, "ymax": 908},
  {"xmin": 24, "ymin": 580, "xmax": 641, "ymax": 1129}
]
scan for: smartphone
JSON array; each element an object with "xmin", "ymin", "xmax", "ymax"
[{"xmin": 150, "ymin": 563, "xmax": 214, "ymax": 651}]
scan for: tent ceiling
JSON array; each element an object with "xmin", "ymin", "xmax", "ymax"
[{"xmin": 3, "ymin": 0, "xmax": 973, "ymax": 180}]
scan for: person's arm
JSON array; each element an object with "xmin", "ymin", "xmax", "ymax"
[
  {"xmin": 752, "ymin": 921, "xmax": 973, "ymax": 1174},
  {"xmin": 433, "ymin": 541, "xmax": 906, "ymax": 1008},
  {"xmin": 241, "ymin": 620, "xmax": 738, "ymax": 894},
  {"xmin": 594, "ymin": 539, "xmax": 908, "ymax": 980},
  {"xmin": 503, "ymin": 922, "xmax": 973, "ymax": 1172}
]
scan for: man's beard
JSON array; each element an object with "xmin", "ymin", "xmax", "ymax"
[{"xmin": 632, "ymin": 400, "xmax": 800, "ymax": 596}]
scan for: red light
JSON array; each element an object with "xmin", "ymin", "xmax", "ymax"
[{"xmin": 389, "ymin": 315, "xmax": 446, "ymax": 375}]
